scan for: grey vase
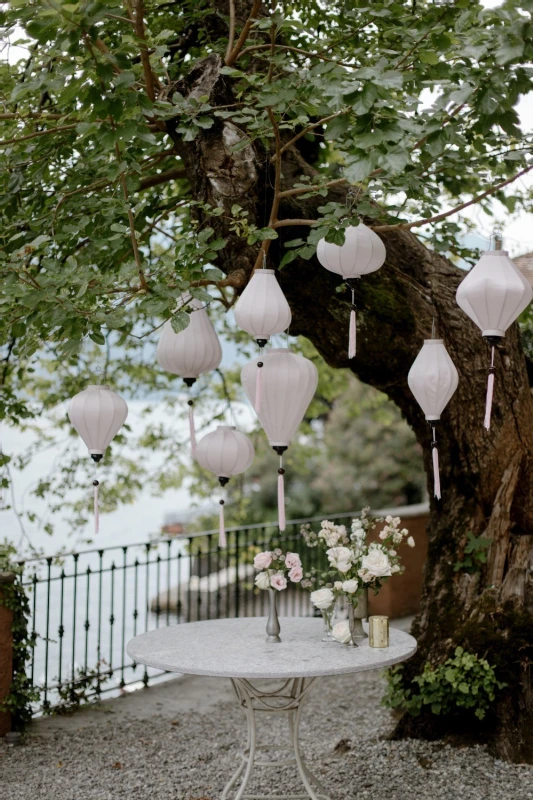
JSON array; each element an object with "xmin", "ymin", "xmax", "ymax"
[
  {"xmin": 266, "ymin": 588, "xmax": 281, "ymax": 643},
  {"xmin": 348, "ymin": 588, "xmax": 368, "ymax": 646}
]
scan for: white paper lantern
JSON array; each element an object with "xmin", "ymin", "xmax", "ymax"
[
  {"xmin": 317, "ymin": 224, "xmax": 386, "ymax": 279},
  {"xmin": 68, "ymin": 384, "xmax": 128, "ymax": 533},
  {"xmin": 68, "ymin": 384, "xmax": 128, "ymax": 461},
  {"xmin": 456, "ymin": 247, "xmax": 532, "ymax": 429},
  {"xmin": 195, "ymin": 426, "xmax": 255, "ymax": 546},
  {"xmin": 156, "ymin": 297, "xmax": 222, "ymax": 383},
  {"xmin": 156, "ymin": 296, "xmax": 222, "ymax": 455},
  {"xmin": 241, "ymin": 348, "xmax": 318, "ymax": 530},
  {"xmin": 234, "ymin": 269, "xmax": 292, "ymax": 345},
  {"xmin": 317, "ymin": 224, "xmax": 386, "ymax": 359},
  {"xmin": 408, "ymin": 340, "xmax": 458, "ymax": 500}
]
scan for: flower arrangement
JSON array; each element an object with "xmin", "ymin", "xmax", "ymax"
[
  {"xmin": 253, "ymin": 549, "xmax": 303, "ymax": 591},
  {"xmin": 301, "ymin": 508, "xmax": 415, "ymax": 607}
]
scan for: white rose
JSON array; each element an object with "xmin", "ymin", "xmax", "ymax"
[
  {"xmin": 332, "ymin": 620, "xmax": 351, "ymax": 644},
  {"xmin": 379, "ymin": 530, "xmax": 388, "ymax": 540},
  {"xmin": 254, "ymin": 571, "xmax": 271, "ymax": 590},
  {"xmin": 342, "ymin": 579, "xmax": 358, "ymax": 594},
  {"xmin": 326, "ymin": 546, "xmax": 352, "ymax": 569},
  {"xmin": 361, "ymin": 549, "xmax": 392, "ymax": 579},
  {"xmin": 334, "ymin": 581, "xmax": 343, "ymax": 590},
  {"xmin": 319, "ymin": 528, "xmax": 340, "ymax": 547},
  {"xmin": 310, "ymin": 587, "xmax": 335, "ymax": 610},
  {"xmin": 407, "ymin": 536, "xmax": 415, "ymax": 548},
  {"xmin": 337, "ymin": 561, "xmax": 352, "ymax": 574}
]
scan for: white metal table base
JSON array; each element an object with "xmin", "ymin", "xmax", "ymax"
[{"xmin": 222, "ymin": 677, "xmax": 331, "ymax": 800}]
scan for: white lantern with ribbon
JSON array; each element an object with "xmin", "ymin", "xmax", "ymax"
[
  {"xmin": 456, "ymin": 238, "xmax": 532, "ymax": 429},
  {"xmin": 195, "ymin": 426, "xmax": 255, "ymax": 546},
  {"xmin": 317, "ymin": 223, "xmax": 386, "ymax": 359},
  {"xmin": 241, "ymin": 348, "xmax": 318, "ymax": 530},
  {"xmin": 234, "ymin": 268, "xmax": 292, "ymax": 411},
  {"xmin": 68, "ymin": 384, "xmax": 128, "ymax": 533},
  {"xmin": 407, "ymin": 340, "xmax": 458, "ymax": 500},
  {"xmin": 156, "ymin": 296, "xmax": 222, "ymax": 455}
]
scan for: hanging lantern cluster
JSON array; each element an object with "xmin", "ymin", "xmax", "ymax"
[
  {"xmin": 156, "ymin": 295, "xmax": 222, "ymax": 455},
  {"xmin": 317, "ymin": 224, "xmax": 386, "ymax": 359},
  {"xmin": 456, "ymin": 234, "xmax": 532, "ymax": 429},
  {"xmin": 407, "ymin": 340, "xmax": 458, "ymax": 500},
  {"xmin": 68, "ymin": 384, "xmax": 128, "ymax": 533}
]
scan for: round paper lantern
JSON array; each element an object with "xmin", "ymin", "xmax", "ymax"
[
  {"xmin": 156, "ymin": 296, "xmax": 222, "ymax": 455},
  {"xmin": 408, "ymin": 340, "xmax": 458, "ymax": 500},
  {"xmin": 68, "ymin": 384, "xmax": 128, "ymax": 533},
  {"xmin": 456, "ymin": 244, "xmax": 532, "ymax": 429},
  {"xmin": 317, "ymin": 224, "xmax": 386, "ymax": 359},
  {"xmin": 234, "ymin": 269, "xmax": 292, "ymax": 346},
  {"xmin": 234, "ymin": 268, "xmax": 292, "ymax": 412},
  {"xmin": 195, "ymin": 426, "xmax": 255, "ymax": 546},
  {"xmin": 156, "ymin": 298, "xmax": 222, "ymax": 383},
  {"xmin": 241, "ymin": 348, "xmax": 318, "ymax": 530}
]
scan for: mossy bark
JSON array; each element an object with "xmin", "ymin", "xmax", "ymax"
[{"xmin": 171, "ymin": 55, "xmax": 533, "ymax": 763}]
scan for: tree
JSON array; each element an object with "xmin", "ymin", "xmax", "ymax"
[{"xmin": 1, "ymin": 0, "xmax": 533, "ymax": 761}]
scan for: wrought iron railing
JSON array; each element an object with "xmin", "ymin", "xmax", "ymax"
[{"xmin": 18, "ymin": 512, "xmax": 355, "ymax": 715}]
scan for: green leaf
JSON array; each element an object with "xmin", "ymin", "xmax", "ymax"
[
  {"xmin": 170, "ymin": 311, "xmax": 190, "ymax": 334},
  {"xmin": 419, "ymin": 51, "xmax": 439, "ymax": 65}
]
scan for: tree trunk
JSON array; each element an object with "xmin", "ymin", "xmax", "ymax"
[{"xmin": 171, "ymin": 55, "xmax": 533, "ymax": 762}]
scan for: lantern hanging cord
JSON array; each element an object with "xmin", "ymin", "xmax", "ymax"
[
  {"xmin": 218, "ymin": 476, "xmax": 229, "ymax": 548},
  {"xmin": 278, "ymin": 455, "xmax": 286, "ymax": 532},
  {"xmin": 430, "ymin": 423, "xmax": 441, "ymax": 501},
  {"xmin": 484, "ymin": 346, "xmax": 496, "ymax": 431},
  {"xmin": 256, "ymin": 349, "xmax": 263, "ymax": 412}
]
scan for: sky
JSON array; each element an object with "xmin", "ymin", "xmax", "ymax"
[{"xmin": 2, "ymin": 2, "xmax": 533, "ymax": 556}]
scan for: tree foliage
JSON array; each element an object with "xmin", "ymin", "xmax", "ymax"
[{"xmin": 1, "ymin": 0, "xmax": 532, "ymax": 541}]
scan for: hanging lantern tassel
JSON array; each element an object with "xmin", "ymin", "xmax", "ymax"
[
  {"xmin": 348, "ymin": 286, "xmax": 357, "ymax": 360},
  {"xmin": 256, "ymin": 360, "xmax": 263, "ymax": 412},
  {"xmin": 484, "ymin": 347, "xmax": 496, "ymax": 431},
  {"xmin": 93, "ymin": 479, "xmax": 100, "ymax": 534},
  {"xmin": 188, "ymin": 398, "xmax": 197, "ymax": 457},
  {"xmin": 278, "ymin": 457, "xmax": 286, "ymax": 532},
  {"xmin": 430, "ymin": 425, "xmax": 441, "ymax": 501},
  {"xmin": 218, "ymin": 476, "xmax": 229, "ymax": 548}
]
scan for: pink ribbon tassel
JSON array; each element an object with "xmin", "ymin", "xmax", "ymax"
[
  {"xmin": 484, "ymin": 371, "xmax": 495, "ymax": 431},
  {"xmin": 93, "ymin": 480, "xmax": 100, "ymax": 534},
  {"xmin": 348, "ymin": 308, "xmax": 356, "ymax": 359},
  {"xmin": 432, "ymin": 446, "xmax": 441, "ymax": 500},
  {"xmin": 188, "ymin": 401, "xmax": 197, "ymax": 458},
  {"xmin": 219, "ymin": 500, "xmax": 226, "ymax": 548},
  {"xmin": 255, "ymin": 362, "xmax": 263, "ymax": 412},
  {"xmin": 278, "ymin": 471, "xmax": 286, "ymax": 531}
]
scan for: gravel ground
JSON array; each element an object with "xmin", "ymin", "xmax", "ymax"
[{"xmin": 2, "ymin": 670, "xmax": 532, "ymax": 800}]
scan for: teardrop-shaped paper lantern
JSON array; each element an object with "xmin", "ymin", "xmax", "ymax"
[
  {"xmin": 456, "ymin": 247, "xmax": 532, "ymax": 429},
  {"xmin": 195, "ymin": 426, "xmax": 255, "ymax": 546},
  {"xmin": 156, "ymin": 296, "xmax": 222, "ymax": 455},
  {"xmin": 408, "ymin": 340, "xmax": 458, "ymax": 501},
  {"xmin": 241, "ymin": 348, "xmax": 318, "ymax": 530},
  {"xmin": 317, "ymin": 224, "xmax": 386, "ymax": 360},
  {"xmin": 68, "ymin": 384, "xmax": 128, "ymax": 533},
  {"xmin": 156, "ymin": 298, "xmax": 222, "ymax": 382},
  {"xmin": 234, "ymin": 269, "xmax": 292, "ymax": 345}
]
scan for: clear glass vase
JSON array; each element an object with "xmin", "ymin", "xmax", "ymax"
[
  {"xmin": 347, "ymin": 588, "xmax": 369, "ymax": 646},
  {"xmin": 320, "ymin": 601, "xmax": 337, "ymax": 642}
]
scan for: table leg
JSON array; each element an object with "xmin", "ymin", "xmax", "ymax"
[{"xmin": 222, "ymin": 677, "xmax": 331, "ymax": 800}]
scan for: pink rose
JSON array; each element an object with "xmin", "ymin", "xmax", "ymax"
[
  {"xmin": 285, "ymin": 552, "xmax": 302, "ymax": 569},
  {"xmin": 254, "ymin": 551, "xmax": 272, "ymax": 570},
  {"xmin": 288, "ymin": 566, "xmax": 303, "ymax": 583},
  {"xmin": 270, "ymin": 573, "xmax": 287, "ymax": 591}
]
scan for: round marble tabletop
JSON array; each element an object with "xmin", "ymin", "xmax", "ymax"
[{"xmin": 127, "ymin": 617, "xmax": 417, "ymax": 679}]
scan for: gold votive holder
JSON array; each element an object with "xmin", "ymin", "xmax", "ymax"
[{"xmin": 369, "ymin": 615, "xmax": 389, "ymax": 648}]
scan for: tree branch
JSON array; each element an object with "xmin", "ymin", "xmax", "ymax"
[
  {"xmin": 276, "ymin": 110, "xmax": 348, "ymax": 160},
  {"xmin": 372, "ymin": 164, "xmax": 533, "ymax": 232},
  {"xmin": 139, "ymin": 166, "xmax": 187, "ymax": 190},
  {"xmin": 134, "ymin": 0, "xmax": 161, "ymax": 101},
  {"xmin": 0, "ymin": 123, "xmax": 77, "ymax": 148},
  {"xmin": 225, "ymin": 0, "xmax": 236, "ymax": 63},
  {"xmin": 225, "ymin": 0, "xmax": 261, "ymax": 67}
]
